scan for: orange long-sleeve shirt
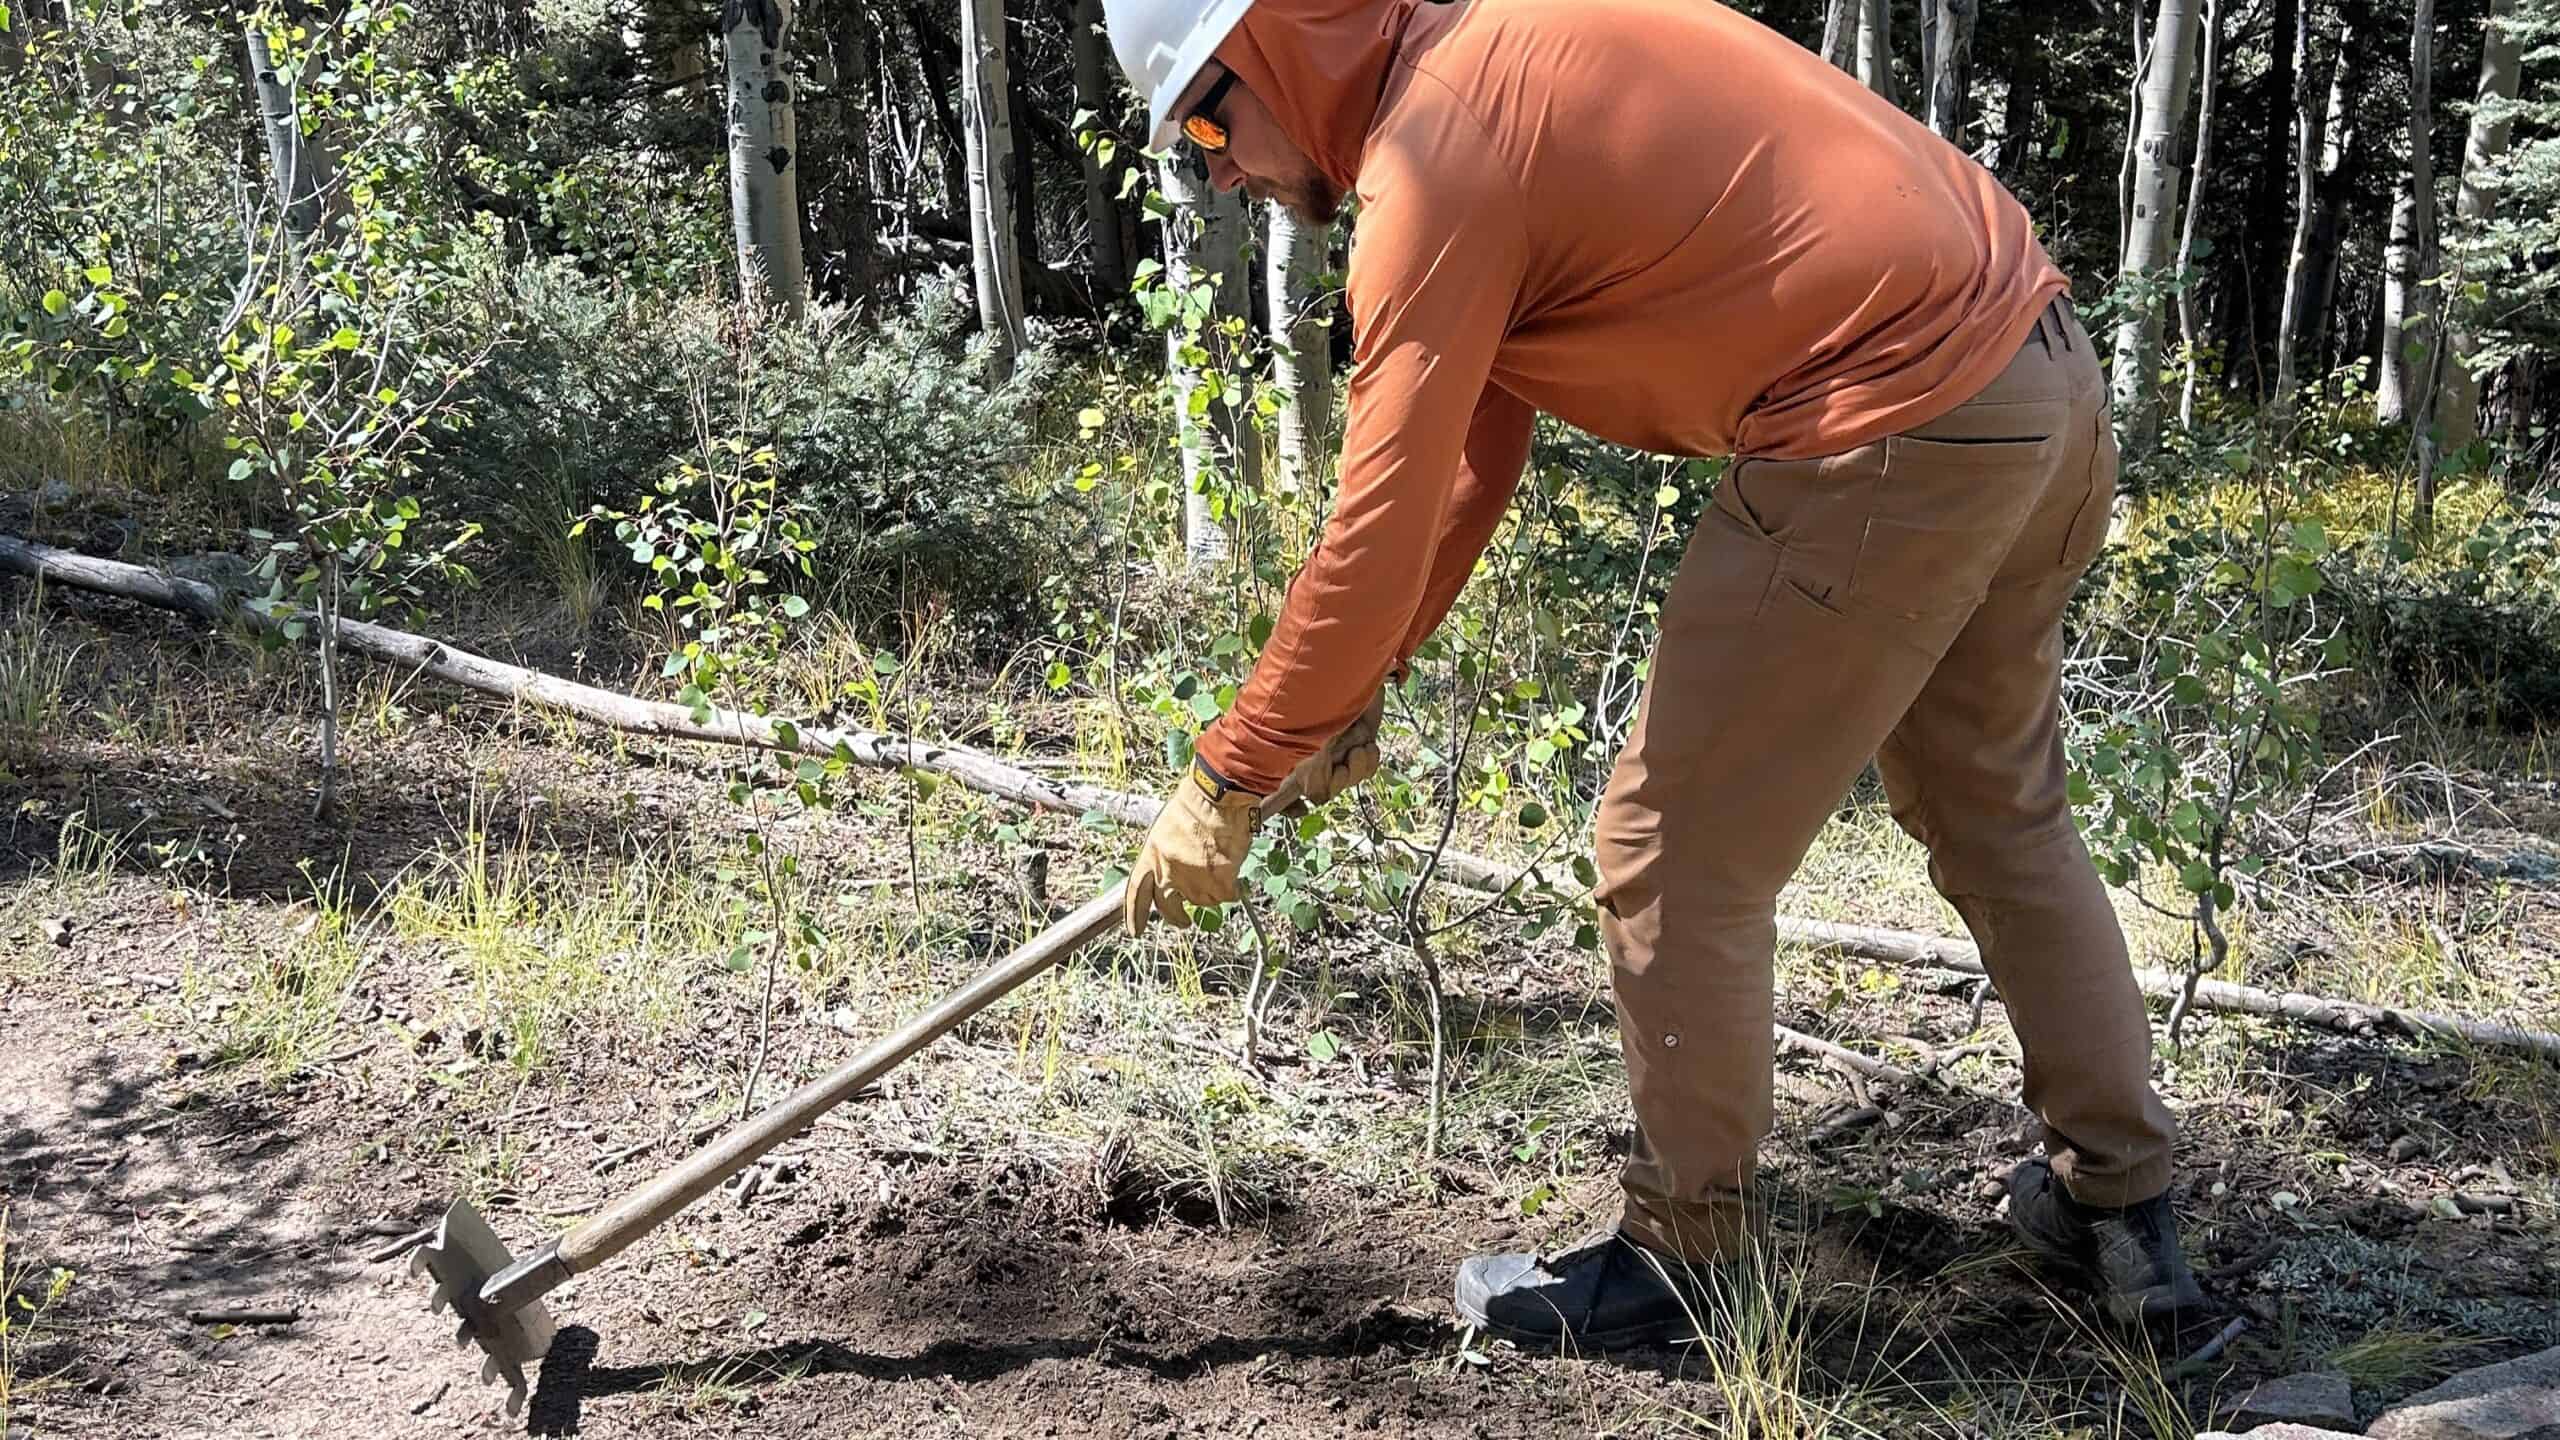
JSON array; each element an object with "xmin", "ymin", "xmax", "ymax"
[{"xmin": 1196, "ymin": 0, "xmax": 2068, "ymax": 794}]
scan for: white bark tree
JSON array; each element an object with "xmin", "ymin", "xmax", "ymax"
[
  {"xmin": 245, "ymin": 23, "xmax": 326, "ymax": 239},
  {"xmin": 1923, "ymin": 0, "xmax": 1976, "ymax": 142},
  {"xmin": 2109, "ymin": 0, "xmax": 2203, "ymax": 456},
  {"xmin": 722, "ymin": 0, "xmax": 809, "ymax": 320},
  {"xmin": 2281, "ymin": 18, "xmax": 2366, "ymax": 405},
  {"xmin": 1267, "ymin": 203, "xmax": 1334, "ymax": 495},
  {"xmin": 2176, "ymin": 0, "xmax": 2220, "ymax": 428},
  {"xmin": 1158, "ymin": 147, "xmax": 1258, "ymax": 571},
  {"xmin": 1821, "ymin": 0, "xmax": 1858, "ymax": 70},
  {"xmin": 1069, "ymin": 0, "xmax": 1127, "ymax": 297},
  {"xmin": 2274, "ymin": 5, "xmax": 2328, "ymax": 409},
  {"xmin": 2434, "ymin": 0, "xmax": 2526, "ymax": 450},
  {"xmin": 2379, "ymin": 0, "xmax": 2437, "ymax": 428},
  {"xmin": 961, "ymin": 0, "xmax": 1026, "ymax": 374}
]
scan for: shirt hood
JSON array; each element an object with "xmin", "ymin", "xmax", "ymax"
[{"xmin": 1216, "ymin": 0, "xmax": 1425, "ymax": 193}]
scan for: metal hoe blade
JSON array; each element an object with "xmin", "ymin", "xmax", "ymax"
[{"xmin": 410, "ymin": 1199, "xmax": 556, "ymax": 1416}]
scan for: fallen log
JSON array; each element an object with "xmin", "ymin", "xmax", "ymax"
[
  {"xmin": 0, "ymin": 534, "xmax": 1546, "ymax": 893},
  {"xmin": 14, "ymin": 534, "xmax": 2559, "ymax": 1066},
  {"xmin": 1778, "ymin": 917, "xmax": 2560, "ymax": 1064}
]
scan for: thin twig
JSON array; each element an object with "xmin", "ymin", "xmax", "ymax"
[
  {"xmin": 2171, "ymin": 1315, "xmax": 2249, "ymax": 1376},
  {"xmin": 1774, "ymin": 1024, "xmax": 1925, "ymax": 1090}
]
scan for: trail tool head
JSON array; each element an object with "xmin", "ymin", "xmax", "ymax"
[{"xmin": 411, "ymin": 1198, "xmax": 555, "ymax": 1415}]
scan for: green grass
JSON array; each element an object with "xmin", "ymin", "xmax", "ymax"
[
  {"xmin": 382, "ymin": 819, "xmax": 719, "ymax": 1075},
  {"xmin": 0, "ymin": 606, "xmax": 80, "ymax": 775},
  {"xmin": 187, "ymin": 883, "xmax": 372, "ymax": 1080},
  {"xmin": 2324, "ymin": 1327, "xmax": 2484, "ymax": 1391},
  {"xmin": 0, "ymin": 1207, "xmax": 77, "ymax": 1432}
]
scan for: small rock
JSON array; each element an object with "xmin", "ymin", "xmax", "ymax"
[
  {"xmin": 2390, "ymin": 1135, "xmax": 2430, "ymax": 1163},
  {"xmin": 2222, "ymin": 1372, "xmax": 2358, "ymax": 1432},
  {"xmin": 2367, "ymin": 1343, "xmax": 2560, "ymax": 1439},
  {"xmin": 45, "ymin": 916, "xmax": 72, "ymax": 947},
  {"xmin": 2195, "ymin": 1428, "xmax": 2364, "ymax": 1439},
  {"xmin": 1976, "ymin": 1175, "xmax": 2008, "ymax": 1202}
]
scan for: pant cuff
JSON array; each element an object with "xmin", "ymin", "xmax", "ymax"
[
  {"xmin": 2052, "ymin": 1152, "xmax": 2174, "ymax": 1210},
  {"xmin": 1618, "ymin": 1185, "xmax": 1765, "ymax": 1263}
]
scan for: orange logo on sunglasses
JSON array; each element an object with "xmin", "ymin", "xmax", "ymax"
[
  {"xmin": 1183, "ymin": 68, "xmax": 1240, "ymax": 153},
  {"xmin": 1182, "ymin": 112, "xmax": 1231, "ymax": 152}
]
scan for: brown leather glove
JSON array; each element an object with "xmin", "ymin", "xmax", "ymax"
[
  {"xmin": 1284, "ymin": 688, "xmax": 1385, "ymax": 807},
  {"xmin": 1124, "ymin": 762, "xmax": 1261, "ymax": 936}
]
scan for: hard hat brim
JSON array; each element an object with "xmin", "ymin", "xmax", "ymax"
[{"xmin": 1145, "ymin": 0, "xmax": 1260, "ymax": 153}]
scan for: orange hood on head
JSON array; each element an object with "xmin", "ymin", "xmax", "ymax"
[{"xmin": 1216, "ymin": 0, "xmax": 1424, "ymax": 193}]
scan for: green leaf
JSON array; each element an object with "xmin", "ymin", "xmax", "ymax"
[
  {"xmin": 1654, "ymin": 484, "xmax": 1680, "ymax": 508},
  {"xmin": 1305, "ymin": 1030, "xmax": 1339, "ymax": 1062},
  {"xmin": 1518, "ymin": 801, "xmax": 1549, "ymax": 831},
  {"xmin": 1188, "ymin": 690, "xmax": 1221, "ymax": 724},
  {"xmin": 227, "ymin": 458, "xmax": 256, "ymax": 482},
  {"xmin": 1525, "ymin": 738, "xmax": 1556, "ymax": 765},
  {"xmin": 780, "ymin": 594, "xmax": 810, "ymax": 619},
  {"xmin": 330, "ymin": 326, "xmax": 361, "ymax": 350},
  {"xmin": 40, "ymin": 289, "xmax": 66, "ymax": 316},
  {"xmin": 82, "ymin": 264, "xmax": 111, "ymax": 286}
]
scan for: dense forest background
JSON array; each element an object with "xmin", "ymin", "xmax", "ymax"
[{"xmin": 5, "ymin": 5, "xmax": 2560, "ymax": 1435}]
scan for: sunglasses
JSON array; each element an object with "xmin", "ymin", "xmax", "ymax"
[{"xmin": 1181, "ymin": 67, "xmax": 1240, "ymax": 153}]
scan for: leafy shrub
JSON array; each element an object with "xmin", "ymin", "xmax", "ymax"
[{"xmin": 454, "ymin": 268, "xmax": 1053, "ymax": 636}]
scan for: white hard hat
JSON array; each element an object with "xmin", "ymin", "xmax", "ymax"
[{"xmin": 1101, "ymin": 0, "xmax": 1261, "ymax": 152}]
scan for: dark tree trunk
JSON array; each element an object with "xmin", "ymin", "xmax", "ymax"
[
  {"xmin": 820, "ymin": 0, "xmax": 879, "ymax": 303},
  {"xmin": 909, "ymin": 3, "xmax": 969, "ymax": 213},
  {"xmin": 2245, "ymin": 0, "xmax": 2301, "ymax": 399},
  {"xmin": 1005, "ymin": 11, "xmax": 1040, "ymax": 279}
]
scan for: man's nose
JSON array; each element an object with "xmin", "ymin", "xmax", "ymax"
[{"xmin": 1206, "ymin": 152, "xmax": 1245, "ymax": 192}]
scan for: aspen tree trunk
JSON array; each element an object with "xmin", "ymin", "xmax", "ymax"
[
  {"xmin": 2301, "ymin": 26, "xmax": 2364, "ymax": 389},
  {"xmin": 2435, "ymin": 0, "xmax": 2524, "ymax": 451},
  {"xmin": 1821, "ymin": 0, "xmax": 1856, "ymax": 70},
  {"xmin": 1069, "ymin": 0, "xmax": 1128, "ymax": 297},
  {"xmin": 960, "ymin": 0, "xmax": 1026, "ymax": 375},
  {"xmin": 2176, "ymin": 0, "xmax": 2220, "ymax": 428},
  {"xmin": 245, "ymin": 24, "xmax": 324, "ymax": 239},
  {"xmin": 1267, "ymin": 203, "xmax": 1334, "ymax": 495},
  {"xmin": 1924, "ymin": 0, "xmax": 1975, "ymax": 142},
  {"xmin": 2246, "ymin": 0, "xmax": 2298, "ymax": 389},
  {"xmin": 2274, "ymin": 5, "xmax": 2328, "ymax": 409},
  {"xmin": 723, "ymin": 0, "xmax": 809, "ymax": 320},
  {"xmin": 2118, "ymin": 6, "xmax": 2149, "ymax": 263},
  {"xmin": 1856, "ymin": 0, "xmax": 1899, "ymax": 105},
  {"xmin": 1159, "ymin": 146, "xmax": 1257, "ymax": 571},
  {"xmin": 2379, "ymin": 0, "xmax": 2436, "ymax": 430},
  {"xmin": 2110, "ymin": 0, "xmax": 2204, "ymax": 456},
  {"xmin": 1005, "ymin": 19, "xmax": 1040, "ymax": 286}
]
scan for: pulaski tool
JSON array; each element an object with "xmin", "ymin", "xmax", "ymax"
[{"xmin": 413, "ymin": 784, "xmax": 1301, "ymax": 1415}]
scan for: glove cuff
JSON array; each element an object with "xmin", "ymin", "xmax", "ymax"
[{"xmin": 1188, "ymin": 753, "xmax": 1265, "ymax": 811}]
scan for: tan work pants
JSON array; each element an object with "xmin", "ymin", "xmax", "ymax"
[{"xmin": 1595, "ymin": 299, "xmax": 2177, "ymax": 1260}]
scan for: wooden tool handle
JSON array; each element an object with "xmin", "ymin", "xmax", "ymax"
[{"xmin": 549, "ymin": 776, "xmax": 1304, "ymax": 1279}]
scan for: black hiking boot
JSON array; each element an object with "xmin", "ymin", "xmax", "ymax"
[
  {"xmin": 2007, "ymin": 1156, "xmax": 2205, "ymax": 1326},
  {"xmin": 1454, "ymin": 1231, "xmax": 1717, "ymax": 1350}
]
